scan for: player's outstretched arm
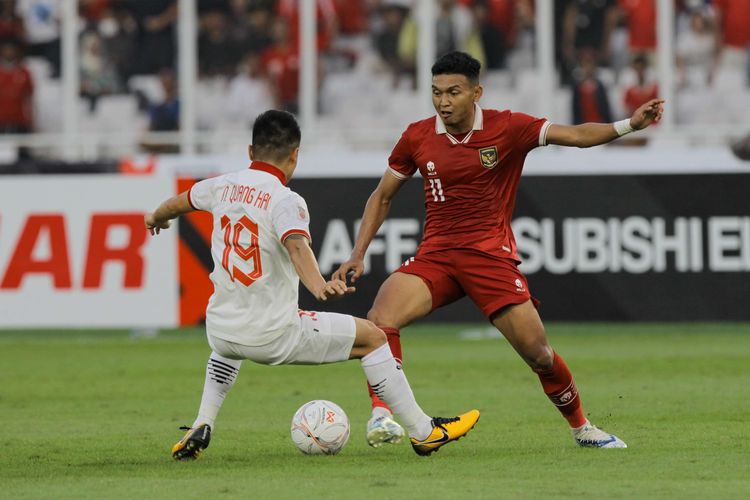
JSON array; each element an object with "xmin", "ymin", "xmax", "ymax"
[
  {"xmin": 546, "ymin": 98, "xmax": 665, "ymax": 148},
  {"xmin": 332, "ymin": 171, "xmax": 407, "ymax": 283},
  {"xmin": 144, "ymin": 190, "xmax": 194, "ymax": 235},
  {"xmin": 284, "ymin": 234, "xmax": 355, "ymax": 301}
]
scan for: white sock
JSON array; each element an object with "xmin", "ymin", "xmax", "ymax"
[
  {"xmin": 192, "ymin": 352, "xmax": 242, "ymax": 429},
  {"xmin": 360, "ymin": 343, "xmax": 432, "ymax": 440}
]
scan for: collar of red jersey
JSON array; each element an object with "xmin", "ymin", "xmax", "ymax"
[
  {"xmin": 435, "ymin": 102, "xmax": 484, "ymax": 140},
  {"xmin": 249, "ymin": 161, "xmax": 287, "ymax": 185}
]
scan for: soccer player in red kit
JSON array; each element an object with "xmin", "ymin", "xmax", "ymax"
[{"xmin": 334, "ymin": 52, "xmax": 664, "ymax": 449}]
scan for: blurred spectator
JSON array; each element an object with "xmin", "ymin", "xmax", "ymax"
[
  {"xmin": 124, "ymin": 0, "xmax": 176, "ymax": 75},
  {"xmin": 198, "ymin": 9, "xmax": 241, "ymax": 78},
  {"xmin": 571, "ymin": 50, "xmax": 613, "ymax": 124},
  {"xmin": 225, "ymin": 0, "xmax": 251, "ymax": 46},
  {"xmin": 332, "ymin": 0, "xmax": 367, "ymax": 36},
  {"xmin": 0, "ymin": 39, "xmax": 33, "ymax": 133},
  {"xmin": 676, "ymin": 7, "xmax": 716, "ymax": 87},
  {"xmin": 97, "ymin": 4, "xmax": 138, "ymax": 82},
  {"xmin": 712, "ymin": 0, "xmax": 750, "ymax": 72},
  {"xmin": 261, "ymin": 18, "xmax": 299, "ymax": 113},
  {"xmin": 80, "ymin": 0, "xmax": 111, "ymax": 22},
  {"xmin": 435, "ymin": 0, "xmax": 477, "ymax": 58},
  {"xmin": 399, "ymin": 0, "xmax": 484, "ymax": 70},
  {"xmin": 243, "ymin": 6, "xmax": 274, "ymax": 54},
  {"xmin": 562, "ymin": 0, "xmax": 617, "ymax": 72},
  {"xmin": 0, "ymin": 0, "xmax": 24, "ymax": 40},
  {"xmin": 277, "ymin": 0, "xmax": 337, "ymax": 53},
  {"xmin": 224, "ymin": 52, "xmax": 274, "ymax": 128},
  {"xmin": 373, "ymin": 3, "xmax": 409, "ymax": 76},
  {"xmin": 615, "ymin": 0, "xmax": 656, "ymax": 56},
  {"xmin": 623, "ymin": 54, "xmax": 658, "ymax": 116},
  {"xmin": 485, "ymin": 0, "xmax": 521, "ymax": 51},
  {"xmin": 198, "ymin": 0, "xmax": 229, "ymax": 14},
  {"xmin": 15, "ymin": 0, "xmax": 60, "ymax": 77},
  {"xmin": 149, "ymin": 68, "xmax": 179, "ymax": 131},
  {"xmin": 80, "ymin": 30, "xmax": 120, "ymax": 111},
  {"xmin": 471, "ymin": 0, "xmax": 506, "ymax": 70}
]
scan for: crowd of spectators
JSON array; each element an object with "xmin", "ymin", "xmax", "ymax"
[{"xmin": 0, "ymin": 0, "xmax": 748, "ymax": 140}]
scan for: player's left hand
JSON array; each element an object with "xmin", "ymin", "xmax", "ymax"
[
  {"xmin": 144, "ymin": 213, "xmax": 171, "ymax": 235},
  {"xmin": 316, "ymin": 279, "xmax": 356, "ymax": 302},
  {"xmin": 630, "ymin": 98, "xmax": 664, "ymax": 130}
]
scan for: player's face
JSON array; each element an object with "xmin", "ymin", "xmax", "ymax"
[{"xmin": 432, "ymin": 74, "xmax": 482, "ymax": 133}]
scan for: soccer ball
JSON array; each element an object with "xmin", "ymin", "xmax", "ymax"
[{"xmin": 290, "ymin": 400, "xmax": 350, "ymax": 455}]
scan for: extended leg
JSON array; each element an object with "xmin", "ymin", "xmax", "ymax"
[
  {"xmin": 172, "ymin": 352, "xmax": 242, "ymax": 460},
  {"xmin": 491, "ymin": 301, "xmax": 626, "ymax": 448}
]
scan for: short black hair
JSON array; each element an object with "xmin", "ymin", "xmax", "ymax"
[
  {"xmin": 431, "ymin": 51, "xmax": 481, "ymax": 84},
  {"xmin": 252, "ymin": 110, "xmax": 301, "ymax": 161}
]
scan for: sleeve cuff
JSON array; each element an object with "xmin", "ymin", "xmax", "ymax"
[
  {"xmin": 538, "ymin": 120, "xmax": 552, "ymax": 147},
  {"xmin": 281, "ymin": 229, "xmax": 312, "ymax": 243},
  {"xmin": 387, "ymin": 166, "xmax": 410, "ymax": 180},
  {"xmin": 187, "ymin": 185, "xmax": 198, "ymax": 210}
]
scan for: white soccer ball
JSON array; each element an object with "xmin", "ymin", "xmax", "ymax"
[{"xmin": 290, "ymin": 400, "xmax": 350, "ymax": 455}]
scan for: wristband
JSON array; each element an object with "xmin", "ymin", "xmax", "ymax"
[{"xmin": 614, "ymin": 119, "xmax": 635, "ymax": 136}]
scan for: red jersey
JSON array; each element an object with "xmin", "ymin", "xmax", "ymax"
[
  {"xmin": 388, "ymin": 105, "xmax": 549, "ymax": 262},
  {"xmin": 714, "ymin": 0, "xmax": 750, "ymax": 49},
  {"xmin": 261, "ymin": 47, "xmax": 299, "ymax": 106},
  {"xmin": 624, "ymin": 82, "xmax": 659, "ymax": 115},
  {"xmin": 0, "ymin": 64, "xmax": 33, "ymax": 128},
  {"xmin": 618, "ymin": 0, "xmax": 656, "ymax": 51}
]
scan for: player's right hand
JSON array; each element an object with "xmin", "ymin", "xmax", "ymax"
[
  {"xmin": 316, "ymin": 279, "xmax": 356, "ymax": 302},
  {"xmin": 144, "ymin": 213, "xmax": 171, "ymax": 235},
  {"xmin": 332, "ymin": 258, "xmax": 365, "ymax": 284}
]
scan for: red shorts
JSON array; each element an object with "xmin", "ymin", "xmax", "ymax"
[{"xmin": 396, "ymin": 248, "xmax": 538, "ymax": 319}]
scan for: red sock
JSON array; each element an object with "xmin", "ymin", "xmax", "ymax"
[
  {"xmin": 534, "ymin": 352, "xmax": 587, "ymax": 428},
  {"xmin": 367, "ymin": 327, "xmax": 402, "ymax": 411}
]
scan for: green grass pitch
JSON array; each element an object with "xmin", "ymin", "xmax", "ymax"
[{"xmin": 2, "ymin": 323, "xmax": 749, "ymax": 499}]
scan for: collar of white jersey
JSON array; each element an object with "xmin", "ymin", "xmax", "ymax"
[
  {"xmin": 435, "ymin": 102, "xmax": 484, "ymax": 145},
  {"xmin": 249, "ymin": 161, "xmax": 287, "ymax": 185}
]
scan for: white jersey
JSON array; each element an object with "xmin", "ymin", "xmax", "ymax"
[{"xmin": 188, "ymin": 162, "xmax": 311, "ymax": 346}]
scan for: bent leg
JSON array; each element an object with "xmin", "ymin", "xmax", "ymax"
[
  {"xmin": 365, "ymin": 272, "xmax": 433, "ymax": 412},
  {"xmin": 491, "ymin": 301, "xmax": 586, "ymax": 428}
]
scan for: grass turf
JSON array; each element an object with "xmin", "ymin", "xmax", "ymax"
[{"xmin": 1, "ymin": 323, "xmax": 749, "ymax": 499}]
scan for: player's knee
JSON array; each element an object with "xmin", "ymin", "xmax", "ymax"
[
  {"xmin": 366, "ymin": 307, "xmax": 392, "ymax": 328},
  {"xmin": 361, "ymin": 320, "xmax": 387, "ymax": 350},
  {"xmin": 526, "ymin": 345, "xmax": 554, "ymax": 370}
]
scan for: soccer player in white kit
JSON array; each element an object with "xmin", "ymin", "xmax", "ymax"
[{"xmin": 144, "ymin": 110, "xmax": 479, "ymax": 459}]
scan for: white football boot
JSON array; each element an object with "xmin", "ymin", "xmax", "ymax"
[
  {"xmin": 366, "ymin": 409, "xmax": 405, "ymax": 448},
  {"xmin": 573, "ymin": 421, "xmax": 627, "ymax": 448}
]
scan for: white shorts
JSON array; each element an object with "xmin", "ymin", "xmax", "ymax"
[{"xmin": 207, "ymin": 311, "xmax": 356, "ymax": 366}]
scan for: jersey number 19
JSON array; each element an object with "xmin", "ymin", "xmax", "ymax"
[{"xmin": 220, "ymin": 215, "xmax": 263, "ymax": 286}]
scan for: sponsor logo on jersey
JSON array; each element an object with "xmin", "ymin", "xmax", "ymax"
[{"xmin": 479, "ymin": 146, "xmax": 498, "ymax": 169}]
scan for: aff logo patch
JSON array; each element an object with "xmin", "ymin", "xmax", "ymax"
[{"xmin": 479, "ymin": 146, "xmax": 498, "ymax": 169}]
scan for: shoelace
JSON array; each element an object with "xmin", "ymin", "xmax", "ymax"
[{"xmin": 431, "ymin": 416, "xmax": 460, "ymax": 428}]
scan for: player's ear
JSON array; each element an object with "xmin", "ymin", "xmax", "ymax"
[
  {"xmin": 248, "ymin": 144, "xmax": 254, "ymax": 160},
  {"xmin": 290, "ymin": 146, "xmax": 300, "ymax": 166},
  {"xmin": 474, "ymin": 84, "xmax": 483, "ymax": 102}
]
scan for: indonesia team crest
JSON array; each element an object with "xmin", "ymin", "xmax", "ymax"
[{"xmin": 479, "ymin": 146, "xmax": 498, "ymax": 169}]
